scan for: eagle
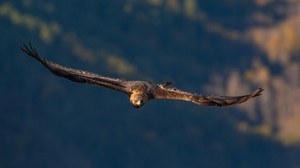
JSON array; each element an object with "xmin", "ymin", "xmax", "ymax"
[{"xmin": 21, "ymin": 43, "xmax": 263, "ymax": 108}]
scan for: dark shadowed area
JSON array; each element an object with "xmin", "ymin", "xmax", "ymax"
[{"xmin": 1, "ymin": 0, "xmax": 300, "ymax": 168}]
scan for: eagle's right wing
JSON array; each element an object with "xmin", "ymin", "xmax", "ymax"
[
  {"xmin": 21, "ymin": 43, "xmax": 131, "ymax": 95},
  {"xmin": 152, "ymin": 85, "xmax": 263, "ymax": 106}
]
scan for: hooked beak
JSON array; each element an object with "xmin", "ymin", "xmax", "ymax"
[
  {"xmin": 132, "ymin": 100, "xmax": 143, "ymax": 108},
  {"xmin": 134, "ymin": 101, "xmax": 141, "ymax": 108}
]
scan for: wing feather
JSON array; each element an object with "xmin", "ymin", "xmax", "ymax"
[
  {"xmin": 152, "ymin": 86, "xmax": 263, "ymax": 106},
  {"xmin": 21, "ymin": 43, "xmax": 130, "ymax": 94}
]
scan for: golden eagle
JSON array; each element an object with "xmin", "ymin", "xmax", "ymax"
[{"xmin": 21, "ymin": 43, "xmax": 263, "ymax": 108}]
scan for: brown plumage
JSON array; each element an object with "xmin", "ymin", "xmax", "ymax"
[{"xmin": 21, "ymin": 43, "xmax": 263, "ymax": 108}]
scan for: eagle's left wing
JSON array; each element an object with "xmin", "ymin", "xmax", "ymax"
[
  {"xmin": 152, "ymin": 85, "xmax": 263, "ymax": 106},
  {"xmin": 21, "ymin": 43, "xmax": 131, "ymax": 94}
]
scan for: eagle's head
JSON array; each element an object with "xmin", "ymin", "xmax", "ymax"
[{"xmin": 130, "ymin": 90, "xmax": 148, "ymax": 108}]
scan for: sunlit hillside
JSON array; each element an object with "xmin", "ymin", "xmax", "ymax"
[{"xmin": 1, "ymin": 0, "xmax": 300, "ymax": 168}]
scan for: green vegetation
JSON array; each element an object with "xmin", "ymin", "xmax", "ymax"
[{"xmin": 1, "ymin": 0, "xmax": 300, "ymax": 167}]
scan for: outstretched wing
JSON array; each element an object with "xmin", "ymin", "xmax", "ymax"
[
  {"xmin": 21, "ymin": 43, "xmax": 131, "ymax": 95},
  {"xmin": 152, "ymin": 85, "xmax": 263, "ymax": 106}
]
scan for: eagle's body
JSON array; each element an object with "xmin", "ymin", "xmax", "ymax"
[{"xmin": 21, "ymin": 43, "xmax": 263, "ymax": 108}]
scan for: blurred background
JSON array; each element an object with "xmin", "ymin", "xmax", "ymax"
[{"xmin": 1, "ymin": 0, "xmax": 300, "ymax": 167}]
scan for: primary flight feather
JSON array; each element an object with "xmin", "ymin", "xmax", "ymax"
[{"xmin": 21, "ymin": 43, "xmax": 263, "ymax": 108}]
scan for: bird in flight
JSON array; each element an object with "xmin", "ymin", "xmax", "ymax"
[{"xmin": 21, "ymin": 43, "xmax": 263, "ymax": 109}]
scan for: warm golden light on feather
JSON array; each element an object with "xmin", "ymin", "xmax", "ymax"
[{"xmin": 21, "ymin": 42, "xmax": 263, "ymax": 109}]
